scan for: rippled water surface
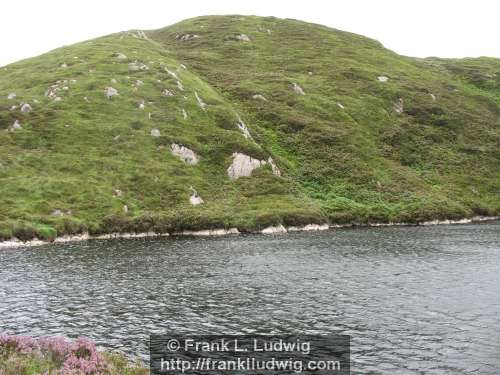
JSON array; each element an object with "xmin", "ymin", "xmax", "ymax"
[{"xmin": 1, "ymin": 222, "xmax": 500, "ymax": 374}]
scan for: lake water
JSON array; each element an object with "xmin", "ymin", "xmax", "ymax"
[{"xmin": 1, "ymin": 222, "xmax": 500, "ymax": 374}]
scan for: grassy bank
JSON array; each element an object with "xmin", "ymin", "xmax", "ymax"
[{"xmin": 1, "ymin": 16, "xmax": 499, "ymax": 241}]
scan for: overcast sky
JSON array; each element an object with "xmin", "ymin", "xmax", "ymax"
[{"xmin": 1, "ymin": 0, "xmax": 499, "ymax": 67}]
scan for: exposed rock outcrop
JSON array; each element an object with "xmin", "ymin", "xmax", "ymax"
[
  {"xmin": 227, "ymin": 153, "xmax": 281, "ymax": 179},
  {"xmin": 195, "ymin": 91, "xmax": 207, "ymax": 111},
  {"xmin": 105, "ymin": 87, "xmax": 118, "ymax": 99},
  {"xmin": 261, "ymin": 225, "xmax": 287, "ymax": 234},
  {"xmin": 252, "ymin": 94, "xmax": 267, "ymax": 101},
  {"xmin": 182, "ymin": 109, "xmax": 188, "ymax": 119},
  {"xmin": 7, "ymin": 93, "xmax": 16, "ymax": 100},
  {"xmin": 162, "ymin": 88, "xmax": 174, "ymax": 97},
  {"xmin": 150, "ymin": 128, "xmax": 161, "ymax": 137},
  {"xmin": 189, "ymin": 187, "xmax": 204, "ymax": 205},
  {"xmin": 8, "ymin": 120, "xmax": 22, "ymax": 132},
  {"xmin": 236, "ymin": 117, "xmax": 252, "ymax": 139},
  {"xmin": 179, "ymin": 34, "xmax": 199, "ymax": 41},
  {"xmin": 116, "ymin": 53, "xmax": 127, "ymax": 60},
  {"xmin": 377, "ymin": 76, "xmax": 389, "ymax": 82},
  {"xmin": 170, "ymin": 144, "xmax": 199, "ymax": 165},
  {"xmin": 20, "ymin": 103, "xmax": 32, "ymax": 113},
  {"xmin": 292, "ymin": 82, "xmax": 305, "ymax": 95},
  {"xmin": 236, "ymin": 34, "xmax": 251, "ymax": 42},
  {"xmin": 128, "ymin": 61, "xmax": 149, "ymax": 71}
]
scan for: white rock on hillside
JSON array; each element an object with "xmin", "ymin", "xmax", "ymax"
[
  {"xmin": 150, "ymin": 128, "xmax": 161, "ymax": 137},
  {"xmin": 189, "ymin": 187, "xmax": 204, "ymax": 205},
  {"xmin": 195, "ymin": 91, "xmax": 207, "ymax": 111},
  {"xmin": 377, "ymin": 76, "xmax": 389, "ymax": 82},
  {"xmin": 162, "ymin": 89, "xmax": 174, "ymax": 97},
  {"xmin": 116, "ymin": 53, "xmax": 127, "ymax": 60},
  {"xmin": 177, "ymin": 81, "xmax": 184, "ymax": 91},
  {"xmin": 227, "ymin": 153, "xmax": 264, "ymax": 179},
  {"xmin": 292, "ymin": 82, "xmax": 305, "ymax": 95},
  {"xmin": 20, "ymin": 103, "xmax": 32, "ymax": 113},
  {"xmin": 236, "ymin": 117, "xmax": 252, "ymax": 139},
  {"xmin": 105, "ymin": 87, "xmax": 118, "ymax": 99},
  {"xmin": 227, "ymin": 153, "xmax": 281, "ymax": 179},
  {"xmin": 139, "ymin": 100, "xmax": 145, "ymax": 109},
  {"xmin": 170, "ymin": 144, "xmax": 199, "ymax": 165},
  {"xmin": 252, "ymin": 94, "xmax": 267, "ymax": 101},
  {"xmin": 128, "ymin": 61, "xmax": 149, "ymax": 71},
  {"xmin": 182, "ymin": 108, "xmax": 188, "ymax": 119},
  {"xmin": 236, "ymin": 34, "xmax": 251, "ymax": 42},
  {"xmin": 180, "ymin": 64, "xmax": 187, "ymax": 70},
  {"xmin": 179, "ymin": 34, "xmax": 200, "ymax": 41},
  {"xmin": 394, "ymin": 98, "xmax": 404, "ymax": 114},
  {"xmin": 8, "ymin": 120, "xmax": 22, "ymax": 131},
  {"xmin": 430, "ymin": 93, "xmax": 437, "ymax": 101},
  {"xmin": 7, "ymin": 93, "xmax": 16, "ymax": 99},
  {"xmin": 111, "ymin": 78, "xmax": 117, "ymax": 84},
  {"xmin": 60, "ymin": 63, "xmax": 67, "ymax": 68},
  {"xmin": 165, "ymin": 67, "xmax": 178, "ymax": 79},
  {"xmin": 337, "ymin": 102, "xmax": 345, "ymax": 109}
]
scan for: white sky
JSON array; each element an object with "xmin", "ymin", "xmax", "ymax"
[{"xmin": 1, "ymin": 0, "xmax": 499, "ymax": 67}]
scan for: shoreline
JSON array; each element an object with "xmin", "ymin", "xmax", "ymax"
[{"xmin": 0, "ymin": 215, "xmax": 498, "ymax": 250}]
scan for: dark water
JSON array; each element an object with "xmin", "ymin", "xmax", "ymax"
[{"xmin": 1, "ymin": 222, "xmax": 500, "ymax": 374}]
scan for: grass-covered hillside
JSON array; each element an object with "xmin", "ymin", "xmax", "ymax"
[{"xmin": 0, "ymin": 15, "xmax": 499, "ymax": 241}]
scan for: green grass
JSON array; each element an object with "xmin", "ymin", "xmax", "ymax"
[{"xmin": 0, "ymin": 16, "xmax": 499, "ymax": 240}]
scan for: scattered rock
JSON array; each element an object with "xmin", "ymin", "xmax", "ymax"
[
  {"xmin": 180, "ymin": 64, "xmax": 187, "ymax": 70},
  {"xmin": 62, "ymin": 86, "xmax": 69, "ymax": 91},
  {"xmin": 113, "ymin": 135, "xmax": 121, "ymax": 141},
  {"xmin": 236, "ymin": 34, "xmax": 251, "ymax": 42},
  {"xmin": 262, "ymin": 225, "xmax": 287, "ymax": 234},
  {"xmin": 51, "ymin": 209, "xmax": 66, "ymax": 217},
  {"xmin": 170, "ymin": 144, "xmax": 199, "ymax": 165},
  {"xmin": 252, "ymin": 94, "xmax": 267, "ymax": 101},
  {"xmin": 227, "ymin": 153, "xmax": 280, "ymax": 179},
  {"xmin": 189, "ymin": 187, "xmax": 204, "ymax": 205},
  {"xmin": 8, "ymin": 120, "xmax": 22, "ymax": 131},
  {"xmin": 195, "ymin": 91, "xmax": 207, "ymax": 111},
  {"xmin": 113, "ymin": 189, "xmax": 123, "ymax": 197},
  {"xmin": 337, "ymin": 102, "xmax": 345, "ymax": 109},
  {"xmin": 177, "ymin": 80, "xmax": 184, "ymax": 91},
  {"xmin": 135, "ymin": 79, "xmax": 144, "ymax": 86},
  {"xmin": 123, "ymin": 205, "xmax": 128, "ymax": 213},
  {"xmin": 236, "ymin": 116, "xmax": 252, "ymax": 139},
  {"xmin": 60, "ymin": 63, "xmax": 67, "ymax": 68},
  {"xmin": 10, "ymin": 105, "xmax": 18, "ymax": 111},
  {"xmin": 148, "ymin": 112, "xmax": 152, "ymax": 120},
  {"xmin": 308, "ymin": 71, "xmax": 313, "ymax": 76},
  {"xmin": 105, "ymin": 87, "xmax": 118, "ymax": 99},
  {"xmin": 394, "ymin": 98, "xmax": 404, "ymax": 114},
  {"xmin": 20, "ymin": 103, "xmax": 33, "ymax": 113},
  {"xmin": 227, "ymin": 153, "xmax": 263, "ymax": 179},
  {"xmin": 33, "ymin": 99, "xmax": 39, "ymax": 103},
  {"xmin": 162, "ymin": 88, "xmax": 174, "ymax": 97},
  {"xmin": 116, "ymin": 53, "xmax": 128, "ymax": 60},
  {"xmin": 54, "ymin": 97, "xmax": 62, "ymax": 102},
  {"xmin": 64, "ymin": 124, "xmax": 71, "ymax": 128},
  {"xmin": 69, "ymin": 79, "xmax": 77, "ymax": 84},
  {"xmin": 139, "ymin": 100, "xmax": 145, "ymax": 109},
  {"xmin": 292, "ymin": 82, "xmax": 305, "ymax": 95},
  {"xmin": 111, "ymin": 78, "xmax": 117, "ymax": 84},
  {"xmin": 377, "ymin": 76, "xmax": 389, "ymax": 82},
  {"xmin": 150, "ymin": 128, "xmax": 161, "ymax": 137},
  {"xmin": 7, "ymin": 93, "xmax": 16, "ymax": 99},
  {"xmin": 430, "ymin": 93, "xmax": 436, "ymax": 101},
  {"xmin": 128, "ymin": 61, "xmax": 149, "ymax": 71},
  {"xmin": 84, "ymin": 96, "xmax": 89, "ymax": 102},
  {"xmin": 164, "ymin": 67, "xmax": 178, "ymax": 79},
  {"xmin": 182, "ymin": 108, "xmax": 188, "ymax": 119},
  {"xmin": 179, "ymin": 34, "xmax": 200, "ymax": 41}
]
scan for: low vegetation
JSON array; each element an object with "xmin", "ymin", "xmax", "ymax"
[
  {"xmin": 0, "ymin": 334, "xmax": 146, "ymax": 375},
  {"xmin": 0, "ymin": 16, "xmax": 499, "ymax": 241}
]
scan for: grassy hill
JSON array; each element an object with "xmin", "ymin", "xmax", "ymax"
[{"xmin": 0, "ymin": 15, "xmax": 499, "ymax": 241}]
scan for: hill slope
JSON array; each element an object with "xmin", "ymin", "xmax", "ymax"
[{"xmin": 0, "ymin": 15, "xmax": 499, "ymax": 241}]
